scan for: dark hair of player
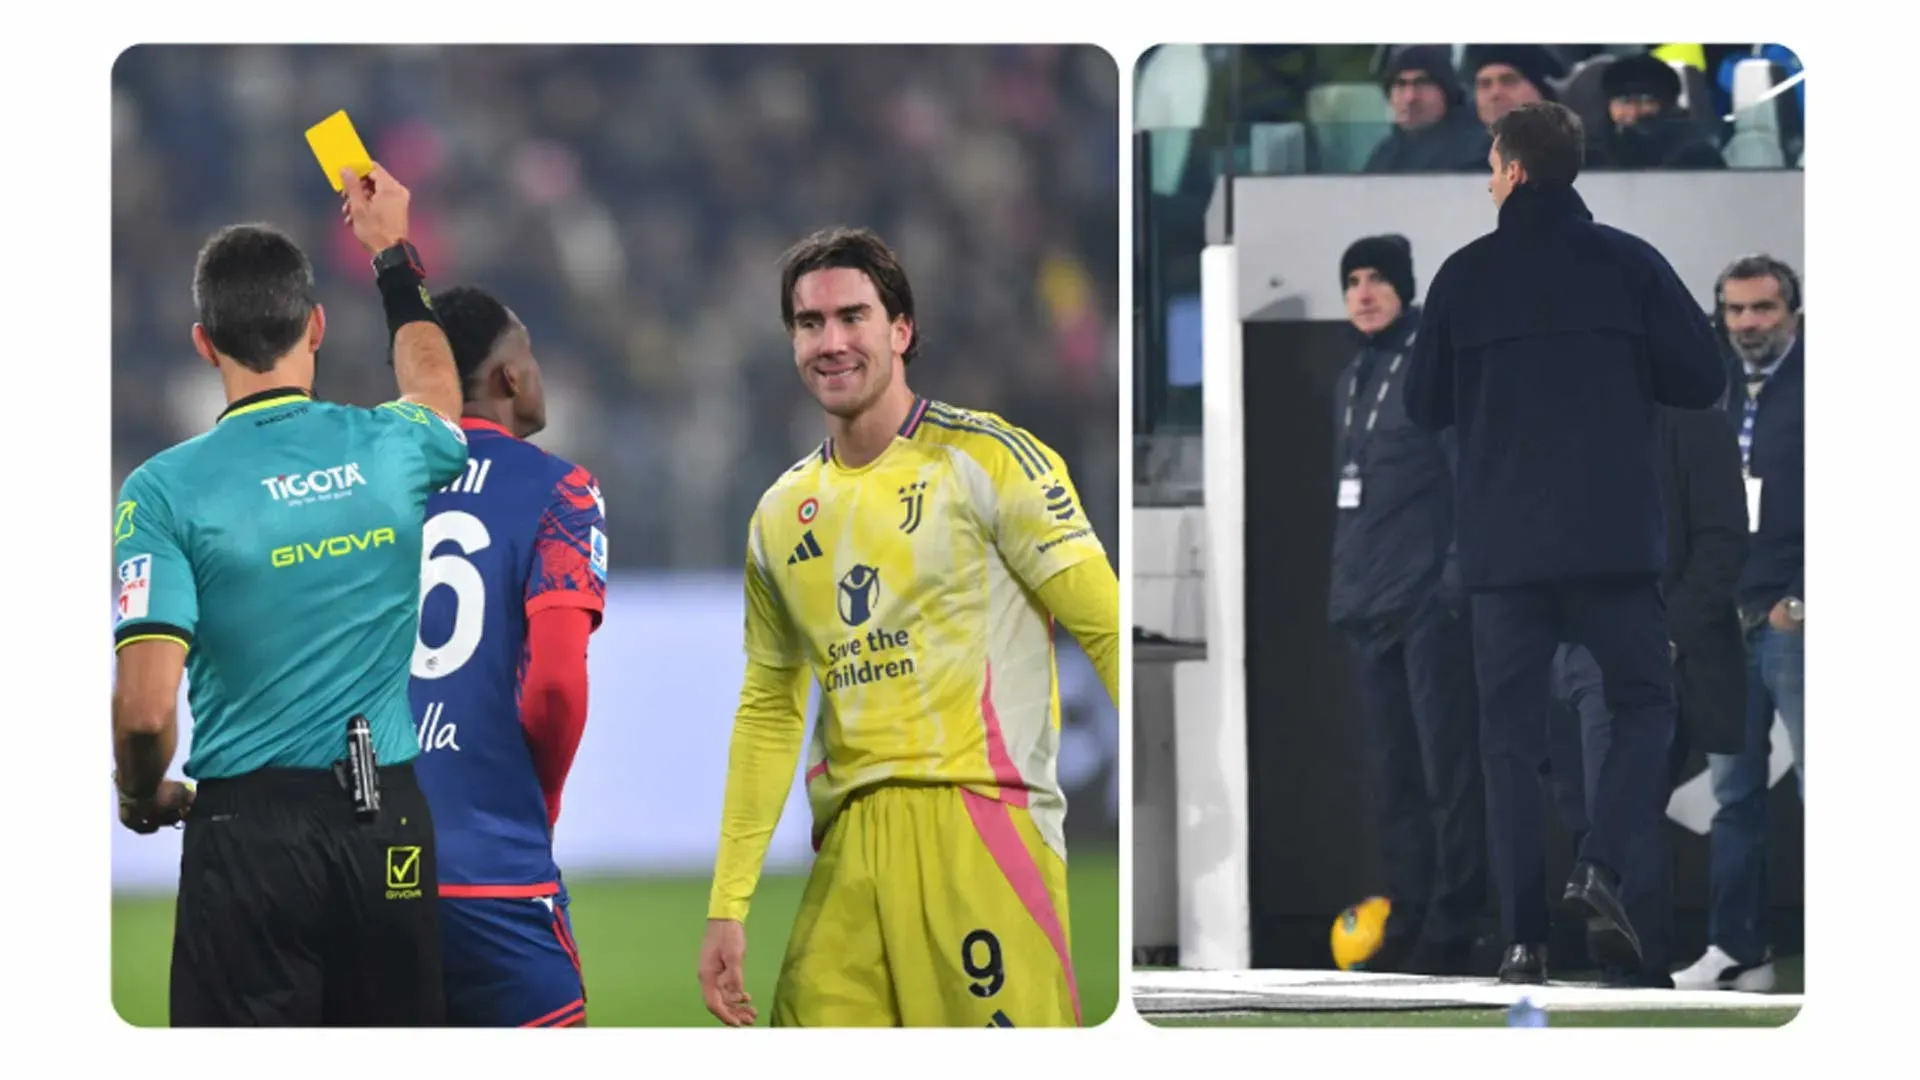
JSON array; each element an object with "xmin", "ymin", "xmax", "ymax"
[
  {"xmin": 1490, "ymin": 100, "xmax": 1586, "ymax": 187},
  {"xmin": 431, "ymin": 285, "xmax": 516, "ymax": 403},
  {"xmin": 191, "ymin": 224, "xmax": 318, "ymax": 374},
  {"xmin": 778, "ymin": 226, "xmax": 921, "ymax": 365}
]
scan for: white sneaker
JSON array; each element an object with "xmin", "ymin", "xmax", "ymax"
[{"xmin": 1672, "ymin": 945, "xmax": 1776, "ymax": 991}]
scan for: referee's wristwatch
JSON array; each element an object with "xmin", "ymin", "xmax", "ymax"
[
  {"xmin": 1784, "ymin": 597, "xmax": 1805, "ymax": 623},
  {"xmin": 370, "ymin": 239, "xmax": 425, "ymax": 278}
]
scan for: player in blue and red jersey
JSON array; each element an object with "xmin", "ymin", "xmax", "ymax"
[{"xmin": 407, "ymin": 285, "xmax": 607, "ymax": 1028}]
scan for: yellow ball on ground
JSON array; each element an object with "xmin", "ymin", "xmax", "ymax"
[{"xmin": 1330, "ymin": 896, "xmax": 1392, "ymax": 971}]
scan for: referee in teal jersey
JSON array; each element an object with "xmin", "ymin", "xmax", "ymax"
[{"xmin": 111, "ymin": 164, "xmax": 468, "ymax": 1026}]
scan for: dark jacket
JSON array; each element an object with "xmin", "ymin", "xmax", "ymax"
[
  {"xmin": 1327, "ymin": 308, "xmax": 1458, "ymax": 633},
  {"xmin": 1590, "ymin": 115, "xmax": 1727, "ymax": 171},
  {"xmin": 1364, "ymin": 110, "xmax": 1491, "ymax": 174},
  {"xmin": 1658, "ymin": 405, "xmax": 1749, "ymax": 754},
  {"xmin": 1403, "ymin": 182, "xmax": 1726, "ymax": 589},
  {"xmin": 1722, "ymin": 337, "xmax": 1805, "ymax": 619}
]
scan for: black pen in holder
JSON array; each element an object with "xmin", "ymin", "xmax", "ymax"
[{"xmin": 344, "ymin": 715, "xmax": 382, "ymax": 822}]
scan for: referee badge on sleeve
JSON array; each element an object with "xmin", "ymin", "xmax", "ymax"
[{"xmin": 117, "ymin": 555, "xmax": 152, "ymax": 623}]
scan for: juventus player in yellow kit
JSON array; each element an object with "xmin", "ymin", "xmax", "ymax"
[{"xmin": 697, "ymin": 227, "xmax": 1119, "ymax": 1028}]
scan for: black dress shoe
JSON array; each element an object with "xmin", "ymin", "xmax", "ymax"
[
  {"xmin": 1497, "ymin": 944, "xmax": 1547, "ymax": 984},
  {"xmin": 1563, "ymin": 861, "xmax": 1643, "ymax": 970}
]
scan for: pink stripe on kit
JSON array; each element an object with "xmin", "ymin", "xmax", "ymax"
[
  {"xmin": 978, "ymin": 662, "xmax": 1029, "ymax": 808},
  {"xmin": 960, "ymin": 787, "xmax": 1081, "ymax": 1026}
]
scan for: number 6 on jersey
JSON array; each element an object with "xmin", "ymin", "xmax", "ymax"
[{"xmin": 414, "ymin": 509, "xmax": 491, "ymax": 680}]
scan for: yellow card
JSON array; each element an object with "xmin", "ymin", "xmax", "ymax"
[{"xmin": 305, "ymin": 110, "xmax": 374, "ymax": 192}]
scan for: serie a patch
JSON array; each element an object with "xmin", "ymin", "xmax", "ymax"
[{"xmin": 117, "ymin": 554, "xmax": 153, "ymax": 622}]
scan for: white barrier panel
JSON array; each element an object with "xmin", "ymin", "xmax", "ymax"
[
  {"xmin": 1134, "ymin": 968, "xmax": 1802, "ymax": 1015},
  {"xmin": 1209, "ymin": 170, "xmax": 1805, "ymax": 320},
  {"xmin": 1188, "ymin": 242, "xmax": 1251, "ymax": 970},
  {"xmin": 110, "ymin": 573, "xmax": 1117, "ymax": 895}
]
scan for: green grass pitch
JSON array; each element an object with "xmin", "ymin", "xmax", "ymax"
[{"xmin": 112, "ymin": 848, "xmax": 1120, "ymax": 1027}]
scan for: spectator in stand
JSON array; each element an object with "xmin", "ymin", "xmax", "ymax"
[
  {"xmin": 1588, "ymin": 54, "xmax": 1725, "ymax": 171},
  {"xmin": 1364, "ymin": 46, "xmax": 1492, "ymax": 174},
  {"xmin": 1463, "ymin": 45, "xmax": 1566, "ymax": 129}
]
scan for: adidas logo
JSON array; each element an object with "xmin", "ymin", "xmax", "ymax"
[{"xmin": 787, "ymin": 531, "xmax": 824, "ymax": 565}]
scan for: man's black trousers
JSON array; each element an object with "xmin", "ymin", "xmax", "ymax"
[
  {"xmin": 1470, "ymin": 573, "xmax": 1677, "ymax": 948},
  {"xmin": 1345, "ymin": 596, "xmax": 1489, "ymax": 960},
  {"xmin": 169, "ymin": 763, "xmax": 445, "ymax": 1027},
  {"xmin": 1547, "ymin": 644, "xmax": 1692, "ymax": 978}
]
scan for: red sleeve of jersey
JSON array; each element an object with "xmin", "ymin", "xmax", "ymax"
[
  {"xmin": 525, "ymin": 464, "xmax": 607, "ymax": 629},
  {"xmin": 521, "ymin": 605, "xmax": 593, "ymax": 827}
]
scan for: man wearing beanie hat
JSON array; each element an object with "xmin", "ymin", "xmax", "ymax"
[
  {"xmin": 1589, "ymin": 53, "xmax": 1725, "ymax": 171},
  {"xmin": 1403, "ymin": 101, "xmax": 1726, "ymax": 984},
  {"xmin": 1327, "ymin": 233, "xmax": 1487, "ymax": 976},
  {"xmin": 1464, "ymin": 45, "xmax": 1566, "ymax": 129},
  {"xmin": 1365, "ymin": 45, "xmax": 1495, "ymax": 174}
]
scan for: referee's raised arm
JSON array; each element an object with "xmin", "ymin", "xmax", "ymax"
[{"xmin": 340, "ymin": 163, "xmax": 462, "ymax": 423}]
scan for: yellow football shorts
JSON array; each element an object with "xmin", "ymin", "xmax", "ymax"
[{"xmin": 769, "ymin": 781, "xmax": 1081, "ymax": 1027}]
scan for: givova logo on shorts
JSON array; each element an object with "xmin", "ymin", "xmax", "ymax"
[{"xmin": 385, "ymin": 845, "xmax": 424, "ymax": 900}]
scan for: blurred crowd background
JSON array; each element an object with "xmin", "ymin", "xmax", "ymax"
[{"xmin": 113, "ymin": 44, "xmax": 1120, "ymax": 570}]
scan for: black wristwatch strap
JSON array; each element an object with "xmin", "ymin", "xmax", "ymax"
[
  {"xmin": 371, "ymin": 240, "xmax": 437, "ymax": 350},
  {"xmin": 371, "ymin": 240, "xmax": 425, "ymax": 278}
]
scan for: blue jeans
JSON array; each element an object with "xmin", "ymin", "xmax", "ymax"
[{"xmin": 1705, "ymin": 622, "xmax": 1805, "ymax": 964}]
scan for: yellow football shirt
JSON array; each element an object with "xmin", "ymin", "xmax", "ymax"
[{"xmin": 740, "ymin": 397, "xmax": 1109, "ymax": 863}]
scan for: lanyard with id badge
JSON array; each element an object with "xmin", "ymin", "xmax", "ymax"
[
  {"xmin": 1741, "ymin": 375, "xmax": 1765, "ymax": 533},
  {"xmin": 1338, "ymin": 348, "xmax": 1407, "ymax": 510}
]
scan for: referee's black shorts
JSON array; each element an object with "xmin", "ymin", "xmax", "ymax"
[{"xmin": 169, "ymin": 763, "xmax": 445, "ymax": 1027}]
